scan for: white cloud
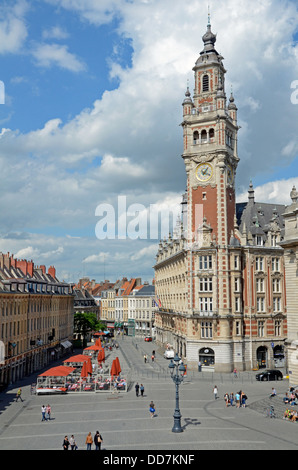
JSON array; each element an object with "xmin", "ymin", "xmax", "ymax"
[
  {"xmin": 131, "ymin": 243, "xmax": 158, "ymax": 261},
  {"xmin": 15, "ymin": 246, "xmax": 39, "ymax": 259},
  {"xmin": 0, "ymin": 1, "xmax": 28, "ymax": 54},
  {"xmin": 1, "ymin": 0, "xmax": 298, "ymax": 281},
  {"xmin": 42, "ymin": 25, "xmax": 69, "ymax": 40},
  {"xmin": 237, "ymin": 178, "xmax": 297, "ymax": 205},
  {"xmin": 31, "ymin": 43, "xmax": 86, "ymax": 72},
  {"xmin": 15, "ymin": 245, "xmax": 64, "ymax": 261},
  {"xmin": 44, "ymin": 0, "xmax": 121, "ymax": 26},
  {"xmin": 82, "ymin": 252, "xmax": 107, "ymax": 264}
]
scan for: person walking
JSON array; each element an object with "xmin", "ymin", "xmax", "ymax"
[
  {"xmin": 229, "ymin": 392, "xmax": 234, "ymax": 407},
  {"xmin": 149, "ymin": 400, "xmax": 155, "ymax": 418},
  {"xmin": 62, "ymin": 436, "xmax": 70, "ymax": 450},
  {"xmin": 41, "ymin": 405, "xmax": 47, "ymax": 421},
  {"xmin": 144, "ymin": 354, "xmax": 147, "ymax": 363},
  {"xmin": 85, "ymin": 432, "xmax": 93, "ymax": 450},
  {"xmin": 213, "ymin": 385, "xmax": 218, "ymax": 400},
  {"xmin": 16, "ymin": 388, "xmax": 23, "ymax": 402},
  {"xmin": 224, "ymin": 393, "xmax": 229, "ymax": 407},
  {"xmin": 140, "ymin": 384, "xmax": 145, "ymax": 397},
  {"xmin": 135, "ymin": 382, "xmax": 140, "ymax": 397},
  {"xmin": 69, "ymin": 435, "xmax": 77, "ymax": 450},
  {"xmin": 46, "ymin": 404, "xmax": 51, "ymax": 420},
  {"xmin": 94, "ymin": 431, "xmax": 103, "ymax": 450}
]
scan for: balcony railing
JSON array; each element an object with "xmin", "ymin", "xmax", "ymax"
[{"xmin": 193, "ymin": 137, "xmax": 215, "ymax": 145}]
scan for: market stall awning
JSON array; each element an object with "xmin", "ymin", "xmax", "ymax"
[
  {"xmin": 64, "ymin": 354, "xmax": 89, "ymax": 363},
  {"xmin": 84, "ymin": 344, "xmax": 101, "ymax": 351},
  {"xmin": 38, "ymin": 366, "xmax": 76, "ymax": 377}
]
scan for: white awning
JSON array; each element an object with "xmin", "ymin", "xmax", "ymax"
[{"xmin": 61, "ymin": 340, "xmax": 72, "ymax": 348}]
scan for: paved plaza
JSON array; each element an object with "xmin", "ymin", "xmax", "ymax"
[{"xmin": 0, "ymin": 336, "xmax": 297, "ymax": 452}]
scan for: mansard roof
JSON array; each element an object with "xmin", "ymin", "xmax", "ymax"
[
  {"xmin": 236, "ymin": 183, "xmax": 286, "ymax": 242},
  {"xmin": 133, "ymin": 284, "xmax": 155, "ymax": 296}
]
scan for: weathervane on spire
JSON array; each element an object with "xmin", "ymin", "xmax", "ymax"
[{"xmin": 208, "ymin": 5, "xmax": 211, "ymax": 26}]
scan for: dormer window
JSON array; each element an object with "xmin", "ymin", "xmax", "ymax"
[
  {"xmin": 202, "ymin": 74, "xmax": 209, "ymax": 92},
  {"xmin": 256, "ymin": 236, "xmax": 263, "ymax": 246}
]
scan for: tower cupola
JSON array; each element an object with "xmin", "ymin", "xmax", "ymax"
[{"xmin": 201, "ymin": 21, "xmax": 217, "ymax": 55}]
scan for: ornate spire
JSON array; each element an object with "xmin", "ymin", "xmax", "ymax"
[
  {"xmin": 228, "ymin": 86, "xmax": 237, "ymax": 109},
  {"xmin": 201, "ymin": 7, "xmax": 217, "ymax": 54},
  {"xmin": 248, "ymin": 180, "xmax": 255, "ymax": 204}
]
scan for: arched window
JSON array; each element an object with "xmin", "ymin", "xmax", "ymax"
[
  {"xmin": 209, "ymin": 128, "xmax": 215, "ymax": 141},
  {"xmin": 202, "ymin": 74, "xmax": 209, "ymax": 92},
  {"xmin": 201, "ymin": 129, "xmax": 207, "ymax": 143},
  {"xmin": 193, "ymin": 131, "xmax": 199, "ymax": 144},
  {"xmin": 199, "ymin": 347, "xmax": 215, "ymax": 366}
]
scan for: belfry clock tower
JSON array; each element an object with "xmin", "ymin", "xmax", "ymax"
[
  {"xmin": 181, "ymin": 16, "xmax": 239, "ymax": 246},
  {"xmin": 155, "ymin": 16, "xmax": 287, "ymax": 374}
]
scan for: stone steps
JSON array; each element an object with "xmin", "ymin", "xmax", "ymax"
[{"xmin": 249, "ymin": 395, "xmax": 298, "ymax": 420}]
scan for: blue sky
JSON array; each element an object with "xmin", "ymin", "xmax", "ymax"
[{"xmin": 0, "ymin": 0, "xmax": 297, "ymax": 283}]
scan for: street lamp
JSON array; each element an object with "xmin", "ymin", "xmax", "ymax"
[{"xmin": 168, "ymin": 353, "xmax": 186, "ymax": 433}]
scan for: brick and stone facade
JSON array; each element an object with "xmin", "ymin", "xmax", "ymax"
[{"xmin": 154, "ymin": 20, "xmax": 289, "ymax": 372}]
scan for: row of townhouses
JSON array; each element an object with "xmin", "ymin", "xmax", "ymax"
[
  {"xmin": 0, "ymin": 252, "xmax": 73, "ymax": 386},
  {"xmin": 100, "ymin": 278, "xmax": 157, "ymax": 338}
]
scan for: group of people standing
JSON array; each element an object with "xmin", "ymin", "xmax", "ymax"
[
  {"xmin": 41, "ymin": 404, "xmax": 52, "ymax": 421},
  {"xmin": 135, "ymin": 382, "xmax": 145, "ymax": 397},
  {"xmin": 62, "ymin": 431, "xmax": 103, "ymax": 450},
  {"xmin": 144, "ymin": 350, "xmax": 155, "ymax": 363},
  {"xmin": 213, "ymin": 385, "xmax": 247, "ymax": 408},
  {"xmin": 224, "ymin": 390, "xmax": 248, "ymax": 408}
]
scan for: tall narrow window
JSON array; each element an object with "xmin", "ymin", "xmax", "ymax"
[
  {"xmin": 258, "ymin": 321, "xmax": 265, "ymax": 337},
  {"xmin": 202, "ymin": 74, "xmax": 209, "ymax": 92}
]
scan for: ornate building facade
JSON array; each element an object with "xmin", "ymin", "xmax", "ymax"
[{"xmin": 154, "ymin": 20, "xmax": 290, "ymax": 372}]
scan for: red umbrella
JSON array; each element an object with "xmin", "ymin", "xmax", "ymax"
[
  {"xmin": 81, "ymin": 360, "xmax": 88, "ymax": 378},
  {"xmin": 97, "ymin": 349, "xmax": 102, "ymax": 363},
  {"xmin": 115, "ymin": 357, "xmax": 121, "ymax": 375},
  {"xmin": 95, "ymin": 338, "xmax": 102, "ymax": 348},
  {"xmin": 87, "ymin": 357, "xmax": 93, "ymax": 375},
  {"xmin": 110, "ymin": 359, "xmax": 117, "ymax": 377},
  {"xmin": 81, "ymin": 358, "xmax": 92, "ymax": 377},
  {"xmin": 97, "ymin": 348, "xmax": 105, "ymax": 363}
]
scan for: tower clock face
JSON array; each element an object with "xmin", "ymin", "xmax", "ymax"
[
  {"xmin": 227, "ymin": 165, "xmax": 234, "ymax": 185},
  {"xmin": 196, "ymin": 162, "xmax": 213, "ymax": 182}
]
